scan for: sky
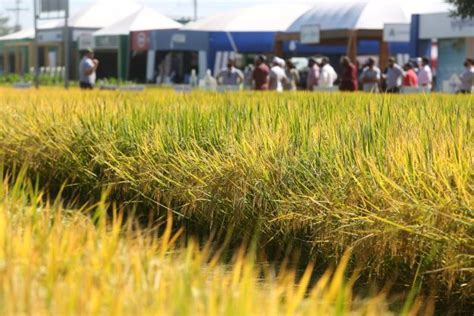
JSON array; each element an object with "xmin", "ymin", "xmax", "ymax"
[{"xmin": 0, "ymin": 0, "xmax": 448, "ymax": 30}]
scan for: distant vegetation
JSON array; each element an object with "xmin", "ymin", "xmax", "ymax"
[{"xmin": 447, "ymin": 0, "xmax": 474, "ymax": 19}]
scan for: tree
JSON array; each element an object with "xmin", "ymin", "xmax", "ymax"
[
  {"xmin": 0, "ymin": 14, "xmax": 12, "ymax": 36},
  {"xmin": 447, "ymin": 0, "xmax": 474, "ymax": 19}
]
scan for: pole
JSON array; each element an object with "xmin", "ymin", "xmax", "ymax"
[
  {"xmin": 64, "ymin": 0, "xmax": 70, "ymax": 89},
  {"xmin": 193, "ymin": 0, "xmax": 197, "ymax": 21},
  {"xmin": 33, "ymin": 0, "xmax": 39, "ymax": 88},
  {"xmin": 6, "ymin": 0, "xmax": 28, "ymax": 32}
]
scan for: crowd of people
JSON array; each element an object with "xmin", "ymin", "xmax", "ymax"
[
  {"xmin": 213, "ymin": 55, "xmax": 474, "ymax": 94},
  {"xmin": 77, "ymin": 47, "xmax": 474, "ymax": 94}
]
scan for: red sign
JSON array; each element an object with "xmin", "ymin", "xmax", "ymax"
[{"xmin": 131, "ymin": 31, "xmax": 151, "ymax": 51}]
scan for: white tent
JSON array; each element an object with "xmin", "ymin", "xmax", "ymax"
[
  {"xmin": 0, "ymin": 28, "xmax": 35, "ymax": 41},
  {"xmin": 0, "ymin": 20, "xmax": 67, "ymax": 42},
  {"xmin": 42, "ymin": 0, "xmax": 142, "ymax": 30},
  {"xmin": 183, "ymin": 5, "xmax": 310, "ymax": 32},
  {"xmin": 94, "ymin": 7, "xmax": 181, "ymax": 36},
  {"xmin": 287, "ymin": 1, "xmax": 450, "ymax": 32}
]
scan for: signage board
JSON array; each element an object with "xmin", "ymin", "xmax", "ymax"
[
  {"xmin": 39, "ymin": 0, "xmax": 66, "ymax": 13},
  {"xmin": 131, "ymin": 31, "xmax": 151, "ymax": 51},
  {"xmin": 171, "ymin": 33, "xmax": 186, "ymax": 44},
  {"xmin": 300, "ymin": 25, "xmax": 320, "ymax": 44},
  {"xmin": 78, "ymin": 33, "xmax": 94, "ymax": 50},
  {"xmin": 72, "ymin": 29, "xmax": 94, "ymax": 41},
  {"xmin": 152, "ymin": 30, "xmax": 209, "ymax": 51},
  {"xmin": 383, "ymin": 23, "xmax": 410, "ymax": 42},
  {"xmin": 94, "ymin": 36, "xmax": 119, "ymax": 49},
  {"xmin": 420, "ymin": 12, "xmax": 474, "ymax": 39},
  {"xmin": 37, "ymin": 29, "xmax": 63, "ymax": 43}
]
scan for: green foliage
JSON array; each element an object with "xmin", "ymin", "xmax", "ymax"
[
  {"xmin": 0, "ymin": 14, "xmax": 12, "ymax": 36},
  {"xmin": 447, "ymin": 0, "xmax": 474, "ymax": 19},
  {"xmin": 0, "ymin": 73, "xmax": 66, "ymax": 86}
]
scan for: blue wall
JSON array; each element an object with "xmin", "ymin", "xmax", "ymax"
[
  {"xmin": 208, "ymin": 32, "xmax": 411, "ymax": 56},
  {"xmin": 209, "ymin": 32, "xmax": 276, "ymax": 53},
  {"xmin": 409, "ymin": 14, "xmax": 432, "ymax": 58}
]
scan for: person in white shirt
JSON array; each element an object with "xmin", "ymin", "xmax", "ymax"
[
  {"xmin": 384, "ymin": 57, "xmax": 405, "ymax": 93},
  {"xmin": 360, "ymin": 58, "xmax": 381, "ymax": 93},
  {"xmin": 269, "ymin": 57, "xmax": 288, "ymax": 92},
  {"xmin": 216, "ymin": 59, "xmax": 244, "ymax": 86},
  {"xmin": 417, "ymin": 57, "xmax": 433, "ymax": 92},
  {"xmin": 458, "ymin": 58, "xmax": 474, "ymax": 94},
  {"xmin": 319, "ymin": 57, "xmax": 338, "ymax": 88},
  {"xmin": 79, "ymin": 48, "xmax": 99, "ymax": 89}
]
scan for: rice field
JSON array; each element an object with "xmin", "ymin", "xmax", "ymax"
[
  {"xmin": 0, "ymin": 88, "xmax": 472, "ymax": 314},
  {"xmin": 2, "ymin": 170, "xmax": 419, "ymax": 315}
]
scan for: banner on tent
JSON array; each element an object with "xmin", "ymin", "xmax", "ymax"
[
  {"xmin": 132, "ymin": 31, "xmax": 151, "ymax": 51},
  {"xmin": 95, "ymin": 36, "xmax": 119, "ymax": 49},
  {"xmin": 72, "ymin": 30, "xmax": 94, "ymax": 42},
  {"xmin": 383, "ymin": 23, "xmax": 410, "ymax": 42},
  {"xmin": 78, "ymin": 33, "xmax": 94, "ymax": 50},
  {"xmin": 151, "ymin": 30, "xmax": 209, "ymax": 51},
  {"xmin": 300, "ymin": 25, "xmax": 320, "ymax": 44}
]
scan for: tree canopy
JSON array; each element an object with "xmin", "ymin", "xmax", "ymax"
[
  {"xmin": 0, "ymin": 14, "xmax": 12, "ymax": 36},
  {"xmin": 447, "ymin": 0, "xmax": 474, "ymax": 19}
]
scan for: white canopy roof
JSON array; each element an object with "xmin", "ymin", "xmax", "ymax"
[
  {"xmin": 183, "ymin": 5, "xmax": 310, "ymax": 32},
  {"xmin": 0, "ymin": 20, "xmax": 65, "ymax": 41},
  {"xmin": 39, "ymin": 0, "xmax": 142, "ymax": 30},
  {"xmin": 69, "ymin": 0, "xmax": 141, "ymax": 29},
  {"xmin": 288, "ymin": 2, "xmax": 406, "ymax": 32},
  {"xmin": 0, "ymin": 28, "xmax": 35, "ymax": 41},
  {"xmin": 287, "ymin": 1, "xmax": 450, "ymax": 32},
  {"xmin": 94, "ymin": 7, "xmax": 181, "ymax": 36}
]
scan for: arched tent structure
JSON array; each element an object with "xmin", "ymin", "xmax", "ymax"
[
  {"xmin": 93, "ymin": 7, "xmax": 181, "ymax": 80},
  {"xmin": 183, "ymin": 5, "xmax": 310, "ymax": 32},
  {"xmin": 276, "ymin": 1, "xmax": 450, "ymax": 67},
  {"xmin": 277, "ymin": 1, "xmax": 410, "ymax": 67}
]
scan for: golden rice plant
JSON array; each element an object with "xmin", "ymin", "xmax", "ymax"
[
  {"xmin": 0, "ymin": 88, "xmax": 472, "ymax": 311},
  {"xmin": 0, "ymin": 169, "xmax": 429, "ymax": 315}
]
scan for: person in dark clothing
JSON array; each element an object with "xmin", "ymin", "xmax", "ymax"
[
  {"xmin": 339, "ymin": 56, "xmax": 358, "ymax": 92},
  {"xmin": 253, "ymin": 55, "xmax": 270, "ymax": 91}
]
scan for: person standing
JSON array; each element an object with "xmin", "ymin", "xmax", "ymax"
[
  {"xmin": 284, "ymin": 60, "xmax": 300, "ymax": 91},
  {"xmin": 319, "ymin": 56, "xmax": 338, "ymax": 88},
  {"xmin": 403, "ymin": 63, "xmax": 418, "ymax": 87},
  {"xmin": 417, "ymin": 57, "xmax": 433, "ymax": 92},
  {"xmin": 269, "ymin": 57, "xmax": 288, "ymax": 92},
  {"xmin": 216, "ymin": 59, "xmax": 244, "ymax": 86},
  {"xmin": 360, "ymin": 58, "xmax": 381, "ymax": 93},
  {"xmin": 339, "ymin": 56, "xmax": 358, "ymax": 92},
  {"xmin": 458, "ymin": 58, "xmax": 474, "ymax": 94},
  {"xmin": 79, "ymin": 48, "xmax": 99, "ymax": 90},
  {"xmin": 384, "ymin": 57, "xmax": 405, "ymax": 93},
  {"xmin": 306, "ymin": 57, "xmax": 320, "ymax": 91},
  {"xmin": 253, "ymin": 55, "xmax": 270, "ymax": 91},
  {"xmin": 243, "ymin": 64, "xmax": 255, "ymax": 90}
]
